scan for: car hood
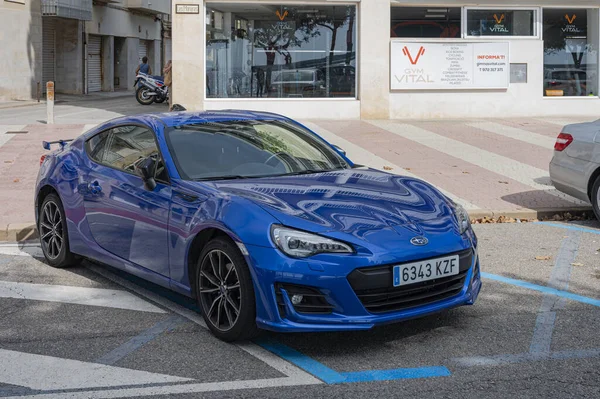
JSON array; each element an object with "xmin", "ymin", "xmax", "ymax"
[{"xmin": 207, "ymin": 169, "xmax": 460, "ymax": 242}]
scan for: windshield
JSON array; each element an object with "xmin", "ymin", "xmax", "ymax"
[{"xmin": 165, "ymin": 120, "xmax": 349, "ymax": 180}]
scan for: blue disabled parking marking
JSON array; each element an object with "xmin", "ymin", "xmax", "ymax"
[
  {"xmin": 482, "ymin": 272, "xmax": 600, "ymax": 308},
  {"xmin": 534, "ymin": 222, "xmax": 600, "ymax": 235},
  {"xmin": 255, "ymin": 337, "xmax": 451, "ymax": 384}
]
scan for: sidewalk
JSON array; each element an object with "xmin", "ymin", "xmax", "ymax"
[{"xmin": 0, "ymin": 116, "xmax": 596, "ymax": 240}]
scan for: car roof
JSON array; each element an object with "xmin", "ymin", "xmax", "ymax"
[{"xmin": 111, "ymin": 110, "xmax": 292, "ymax": 130}]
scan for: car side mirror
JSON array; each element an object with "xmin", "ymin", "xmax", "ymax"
[
  {"xmin": 138, "ymin": 157, "xmax": 157, "ymax": 191},
  {"xmin": 332, "ymin": 144, "xmax": 346, "ymax": 156}
]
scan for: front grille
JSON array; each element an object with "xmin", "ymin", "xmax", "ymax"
[
  {"xmin": 348, "ymin": 249, "xmax": 473, "ymax": 314},
  {"xmin": 276, "ymin": 283, "xmax": 334, "ymax": 316}
]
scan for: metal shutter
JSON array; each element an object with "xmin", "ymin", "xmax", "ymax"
[
  {"xmin": 88, "ymin": 35, "xmax": 102, "ymax": 93},
  {"xmin": 42, "ymin": 18, "xmax": 56, "ymax": 93},
  {"xmin": 139, "ymin": 40, "xmax": 148, "ymax": 64}
]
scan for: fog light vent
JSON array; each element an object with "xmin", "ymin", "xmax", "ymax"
[{"xmin": 276, "ymin": 283, "xmax": 334, "ymax": 315}]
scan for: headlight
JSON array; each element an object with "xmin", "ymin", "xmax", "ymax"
[
  {"xmin": 271, "ymin": 225, "xmax": 353, "ymax": 258},
  {"xmin": 453, "ymin": 203, "xmax": 471, "ymax": 235}
]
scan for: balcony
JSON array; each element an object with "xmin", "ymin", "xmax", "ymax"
[
  {"xmin": 41, "ymin": 0, "xmax": 93, "ymax": 20},
  {"xmin": 126, "ymin": 0, "xmax": 170, "ymax": 15}
]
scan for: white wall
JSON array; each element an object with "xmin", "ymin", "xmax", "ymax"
[
  {"xmin": 0, "ymin": 0, "xmax": 42, "ymax": 101},
  {"xmin": 87, "ymin": 5, "xmax": 162, "ymax": 41}
]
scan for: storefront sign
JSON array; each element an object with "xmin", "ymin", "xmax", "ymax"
[
  {"xmin": 176, "ymin": 4, "xmax": 200, "ymax": 14},
  {"xmin": 391, "ymin": 41, "xmax": 510, "ymax": 90}
]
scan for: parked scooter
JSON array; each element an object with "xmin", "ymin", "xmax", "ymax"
[{"xmin": 133, "ymin": 72, "xmax": 168, "ymax": 105}]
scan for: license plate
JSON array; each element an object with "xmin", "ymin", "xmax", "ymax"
[{"xmin": 393, "ymin": 255, "xmax": 460, "ymax": 287}]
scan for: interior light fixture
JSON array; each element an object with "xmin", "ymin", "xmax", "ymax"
[{"xmin": 425, "ymin": 14, "xmax": 446, "ymax": 18}]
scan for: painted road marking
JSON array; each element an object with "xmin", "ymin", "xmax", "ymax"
[
  {"xmin": 369, "ymin": 120, "xmax": 587, "ymax": 205},
  {"xmin": 0, "ymin": 378, "xmax": 317, "ymax": 399},
  {"xmin": 0, "ymin": 243, "xmax": 44, "ymax": 257},
  {"xmin": 530, "ymin": 230, "xmax": 581, "ymax": 354},
  {"xmin": 256, "ymin": 338, "xmax": 451, "ymax": 385},
  {"xmin": 0, "ymin": 125, "xmax": 26, "ymax": 149},
  {"xmin": 0, "ymin": 349, "xmax": 191, "ymax": 390},
  {"xmin": 0, "ymin": 281, "xmax": 166, "ymax": 313},
  {"xmin": 95, "ymin": 315, "xmax": 186, "ymax": 365},
  {"xmin": 85, "ymin": 262, "xmax": 321, "ymax": 384},
  {"xmin": 466, "ymin": 121, "xmax": 556, "ymax": 149},
  {"xmin": 482, "ymin": 272, "xmax": 600, "ymax": 308},
  {"xmin": 452, "ymin": 348, "xmax": 600, "ymax": 367},
  {"xmin": 303, "ymin": 121, "xmax": 480, "ymax": 211},
  {"xmin": 536, "ymin": 118, "xmax": 596, "ymax": 127},
  {"xmin": 535, "ymin": 222, "xmax": 600, "ymax": 235}
]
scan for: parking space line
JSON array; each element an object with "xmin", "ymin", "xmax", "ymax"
[
  {"xmin": 256, "ymin": 337, "xmax": 451, "ymax": 384},
  {"xmin": 452, "ymin": 348, "xmax": 600, "ymax": 368},
  {"xmin": 0, "ymin": 378, "xmax": 316, "ymax": 399},
  {"xmin": 85, "ymin": 262, "xmax": 322, "ymax": 385},
  {"xmin": 341, "ymin": 367, "xmax": 451, "ymax": 383},
  {"xmin": 481, "ymin": 272, "xmax": 600, "ymax": 308},
  {"xmin": 0, "ymin": 349, "xmax": 192, "ymax": 391},
  {"xmin": 534, "ymin": 222, "xmax": 600, "ymax": 235},
  {"xmin": 95, "ymin": 315, "xmax": 187, "ymax": 366},
  {"xmin": 0, "ymin": 281, "xmax": 166, "ymax": 313},
  {"xmin": 530, "ymin": 231, "xmax": 581, "ymax": 354}
]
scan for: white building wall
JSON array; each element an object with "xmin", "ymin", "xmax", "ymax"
[{"xmin": 0, "ymin": 0, "xmax": 42, "ymax": 101}]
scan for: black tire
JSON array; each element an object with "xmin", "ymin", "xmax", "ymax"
[
  {"xmin": 154, "ymin": 95, "xmax": 166, "ymax": 104},
  {"xmin": 38, "ymin": 193, "xmax": 80, "ymax": 268},
  {"xmin": 592, "ymin": 175, "xmax": 600, "ymax": 221},
  {"xmin": 136, "ymin": 87, "xmax": 155, "ymax": 105},
  {"xmin": 195, "ymin": 237, "xmax": 259, "ymax": 342}
]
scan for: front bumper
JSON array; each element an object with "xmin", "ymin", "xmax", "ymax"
[{"xmin": 245, "ymin": 242, "xmax": 482, "ymax": 333}]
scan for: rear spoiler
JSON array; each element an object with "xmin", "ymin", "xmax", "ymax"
[{"xmin": 42, "ymin": 139, "xmax": 73, "ymax": 150}]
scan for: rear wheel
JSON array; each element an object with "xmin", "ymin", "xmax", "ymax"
[
  {"xmin": 39, "ymin": 193, "xmax": 79, "ymax": 268},
  {"xmin": 196, "ymin": 237, "xmax": 259, "ymax": 341},
  {"xmin": 136, "ymin": 87, "xmax": 155, "ymax": 105},
  {"xmin": 592, "ymin": 175, "xmax": 600, "ymax": 221}
]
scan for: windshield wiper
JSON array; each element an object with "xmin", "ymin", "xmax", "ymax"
[{"xmin": 194, "ymin": 175, "xmax": 250, "ymax": 181}]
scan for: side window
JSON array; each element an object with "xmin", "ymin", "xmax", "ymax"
[
  {"xmin": 102, "ymin": 125, "xmax": 169, "ymax": 183},
  {"xmin": 86, "ymin": 130, "xmax": 111, "ymax": 163}
]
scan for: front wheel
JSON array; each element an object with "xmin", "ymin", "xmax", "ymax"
[
  {"xmin": 136, "ymin": 87, "xmax": 155, "ymax": 105},
  {"xmin": 591, "ymin": 175, "xmax": 600, "ymax": 221},
  {"xmin": 196, "ymin": 237, "xmax": 259, "ymax": 341}
]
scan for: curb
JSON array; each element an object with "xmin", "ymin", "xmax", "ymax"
[
  {"xmin": 468, "ymin": 207, "xmax": 593, "ymax": 221},
  {"xmin": 0, "ymin": 207, "xmax": 595, "ymax": 243},
  {"xmin": 0, "ymin": 101, "xmax": 43, "ymax": 110},
  {"xmin": 0, "ymin": 223, "xmax": 38, "ymax": 242}
]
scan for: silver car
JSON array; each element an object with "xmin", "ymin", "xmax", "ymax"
[{"xmin": 549, "ymin": 119, "xmax": 600, "ymax": 219}]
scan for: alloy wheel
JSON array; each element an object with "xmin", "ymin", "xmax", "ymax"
[
  {"xmin": 199, "ymin": 249, "xmax": 241, "ymax": 331},
  {"xmin": 40, "ymin": 201, "xmax": 63, "ymax": 260}
]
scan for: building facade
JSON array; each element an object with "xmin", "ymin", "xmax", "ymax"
[
  {"xmin": 171, "ymin": 0, "xmax": 600, "ymax": 119},
  {"xmin": 0, "ymin": 0, "xmax": 171, "ymax": 101}
]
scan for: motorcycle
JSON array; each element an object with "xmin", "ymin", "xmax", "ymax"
[{"xmin": 133, "ymin": 72, "xmax": 168, "ymax": 105}]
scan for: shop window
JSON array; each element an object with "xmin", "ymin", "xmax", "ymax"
[
  {"xmin": 466, "ymin": 9, "xmax": 536, "ymax": 37},
  {"xmin": 205, "ymin": 3, "xmax": 357, "ymax": 99},
  {"xmin": 543, "ymin": 9, "xmax": 599, "ymax": 97},
  {"xmin": 391, "ymin": 7, "xmax": 461, "ymax": 38}
]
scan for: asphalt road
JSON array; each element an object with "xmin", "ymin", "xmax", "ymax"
[{"xmin": 0, "ymin": 221, "xmax": 599, "ymax": 398}]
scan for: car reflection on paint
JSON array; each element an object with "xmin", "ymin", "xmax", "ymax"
[{"xmin": 35, "ymin": 111, "xmax": 481, "ymax": 341}]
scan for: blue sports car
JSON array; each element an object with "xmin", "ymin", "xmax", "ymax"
[{"xmin": 35, "ymin": 111, "xmax": 481, "ymax": 341}]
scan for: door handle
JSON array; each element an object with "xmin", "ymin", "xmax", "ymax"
[{"xmin": 87, "ymin": 181, "xmax": 102, "ymax": 194}]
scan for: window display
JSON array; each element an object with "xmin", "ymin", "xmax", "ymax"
[
  {"xmin": 205, "ymin": 3, "xmax": 357, "ymax": 99},
  {"xmin": 543, "ymin": 9, "xmax": 599, "ymax": 97},
  {"xmin": 391, "ymin": 7, "xmax": 461, "ymax": 38},
  {"xmin": 466, "ymin": 9, "xmax": 536, "ymax": 37}
]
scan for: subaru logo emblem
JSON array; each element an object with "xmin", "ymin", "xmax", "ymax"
[{"xmin": 410, "ymin": 236, "xmax": 429, "ymax": 246}]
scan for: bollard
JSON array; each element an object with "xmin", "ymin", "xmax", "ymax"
[{"xmin": 46, "ymin": 82, "xmax": 54, "ymax": 124}]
